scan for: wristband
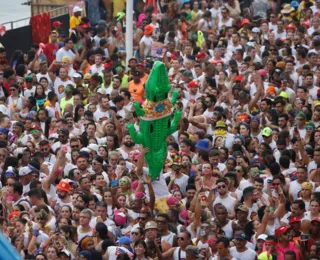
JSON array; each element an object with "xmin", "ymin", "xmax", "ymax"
[{"xmin": 33, "ymin": 229, "xmax": 39, "ymax": 236}]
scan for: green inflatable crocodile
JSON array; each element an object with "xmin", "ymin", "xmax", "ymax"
[{"xmin": 127, "ymin": 61, "xmax": 182, "ymax": 181}]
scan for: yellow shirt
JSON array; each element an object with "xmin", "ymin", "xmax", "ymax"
[
  {"xmin": 60, "ymin": 96, "xmax": 74, "ymax": 114},
  {"xmin": 70, "ymin": 16, "xmax": 81, "ymax": 29},
  {"xmin": 113, "ymin": 0, "xmax": 125, "ymax": 17}
]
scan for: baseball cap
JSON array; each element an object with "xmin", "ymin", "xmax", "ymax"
[
  {"xmin": 311, "ymin": 217, "xmax": 320, "ymax": 223},
  {"xmin": 144, "ymin": 221, "xmax": 158, "ymax": 230},
  {"xmin": 79, "ymin": 250, "xmax": 91, "ymax": 260},
  {"xmin": 19, "ymin": 166, "xmax": 33, "ymax": 177},
  {"xmin": 117, "ymin": 236, "xmax": 132, "ymax": 245},
  {"xmin": 53, "ymin": 21, "xmax": 63, "ymax": 27},
  {"xmin": 262, "ymin": 127, "xmax": 272, "ymax": 137},
  {"xmin": 72, "ymin": 72, "xmax": 82, "ymax": 78},
  {"xmin": 289, "ymin": 217, "xmax": 301, "ymax": 224},
  {"xmin": 236, "ymin": 204, "xmax": 249, "ymax": 212},
  {"xmin": 56, "ymin": 180, "xmax": 70, "ymax": 193},
  {"xmin": 257, "ymin": 234, "xmax": 268, "ymax": 241},
  {"xmin": 87, "ymin": 143, "xmax": 99, "ymax": 153},
  {"xmin": 275, "ymin": 226, "xmax": 290, "ymax": 236},
  {"xmin": 73, "ymin": 6, "xmax": 83, "ymax": 13},
  {"xmin": 279, "ymin": 91, "xmax": 289, "ymax": 99},
  {"xmin": 235, "ymin": 233, "xmax": 247, "ymax": 240},
  {"xmin": 252, "ymin": 27, "xmax": 261, "ymax": 33}
]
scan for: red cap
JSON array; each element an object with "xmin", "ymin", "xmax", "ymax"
[
  {"xmin": 286, "ymin": 24, "xmax": 296, "ymax": 32},
  {"xmin": 289, "ymin": 217, "xmax": 301, "ymax": 224},
  {"xmin": 312, "ymin": 217, "xmax": 320, "ymax": 223},
  {"xmin": 236, "ymin": 75, "xmax": 243, "ymax": 81},
  {"xmin": 56, "ymin": 180, "xmax": 70, "ymax": 193},
  {"xmin": 53, "ymin": 21, "xmax": 63, "ymax": 27},
  {"xmin": 79, "ymin": 23, "xmax": 90, "ymax": 29},
  {"xmin": 196, "ymin": 51, "xmax": 206, "ymax": 59},
  {"xmin": 31, "ymin": 124, "xmax": 42, "ymax": 131},
  {"xmin": 303, "ymin": 21, "xmax": 310, "ymax": 28},
  {"xmin": 187, "ymin": 81, "xmax": 199, "ymax": 88},
  {"xmin": 136, "ymin": 62, "xmax": 144, "ymax": 67},
  {"xmin": 241, "ymin": 18, "xmax": 250, "ymax": 26},
  {"xmin": 275, "ymin": 226, "xmax": 290, "ymax": 236},
  {"xmin": 104, "ymin": 61, "xmax": 113, "ymax": 69},
  {"xmin": 171, "ymin": 53, "xmax": 178, "ymax": 60}
]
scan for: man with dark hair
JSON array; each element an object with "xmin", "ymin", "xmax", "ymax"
[
  {"xmin": 56, "ymin": 37, "xmax": 80, "ymax": 69},
  {"xmin": 242, "ymin": 186, "xmax": 259, "ymax": 221},
  {"xmin": 213, "ymin": 178, "xmax": 237, "ymax": 219},
  {"xmin": 8, "ymin": 181, "xmax": 31, "ymax": 211},
  {"xmin": 289, "ymin": 166, "xmax": 309, "ymax": 201},
  {"xmin": 39, "ymin": 139, "xmax": 56, "ymax": 164},
  {"xmin": 216, "ymin": 237, "xmax": 233, "ymax": 259}
]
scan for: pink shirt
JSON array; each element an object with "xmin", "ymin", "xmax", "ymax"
[{"xmin": 276, "ymin": 242, "xmax": 300, "ymax": 260}]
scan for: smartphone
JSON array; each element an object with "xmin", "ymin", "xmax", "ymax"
[
  {"xmin": 300, "ymin": 234, "xmax": 310, "ymax": 241},
  {"xmin": 111, "ymin": 180, "xmax": 117, "ymax": 187},
  {"xmin": 157, "ymin": 232, "xmax": 162, "ymax": 240},
  {"xmin": 267, "ymin": 179, "xmax": 272, "ymax": 184},
  {"xmin": 190, "ymin": 170, "xmax": 196, "ymax": 177}
]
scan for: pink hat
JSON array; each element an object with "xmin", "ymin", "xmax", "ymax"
[
  {"xmin": 114, "ymin": 210, "xmax": 127, "ymax": 226},
  {"xmin": 131, "ymin": 180, "xmax": 139, "ymax": 191},
  {"xmin": 135, "ymin": 192, "xmax": 146, "ymax": 200},
  {"xmin": 258, "ymin": 69, "xmax": 268, "ymax": 78},
  {"xmin": 167, "ymin": 196, "xmax": 180, "ymax": 207}
]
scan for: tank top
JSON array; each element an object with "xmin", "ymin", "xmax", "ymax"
[
  {"xmin": 173, "ymin": 247, "xmax": 186, "ymax": 260},
  {"xmin": 222, "ymin": 220, "xmax": 233, "ymax": 239},
  {"xmin": 140, "ymin": 36, "xmax": 153, "ymax": 57},
  {"xmin": 161, "ymin": 231, "xmax": 176, "ymax": 246},
  {"xmin": 218, "ymin": 17, "xmax": 233, "ymax": 31}
]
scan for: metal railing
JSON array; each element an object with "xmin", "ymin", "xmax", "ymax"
[{"xmin": 2, "ymin": 5, "xmax": 69, "ymax": 31}]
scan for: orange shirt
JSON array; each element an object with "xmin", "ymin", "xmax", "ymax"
[
  {"xmin": 141, "ymin": 73, "xmax": 149, "ymax": 85},
  {"xmin": 128, "ymin": 80, "xmax": 145, "ymax": 101}
]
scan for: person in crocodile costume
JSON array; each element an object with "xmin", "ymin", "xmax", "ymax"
[{"xmin": 127, "ymin": 61, "xmax": 182, "ymax": 181}]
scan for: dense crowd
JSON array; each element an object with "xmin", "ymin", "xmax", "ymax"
[{"xmin": 2, "ymin": 0, "xmax": 320, "ymax": 259}]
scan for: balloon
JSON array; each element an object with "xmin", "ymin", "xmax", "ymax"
[
  {"xmin": 0, "ymin": 25, "xmax": 6, "ymax": 37},
  {"xmin": 127, "ymin": 61, "xmax": 181, "ymax": 181}
]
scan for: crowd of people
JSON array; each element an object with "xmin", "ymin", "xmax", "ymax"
[{"xmin": 2, "ymin": 0, "xmax": 320, "ymax": 259}]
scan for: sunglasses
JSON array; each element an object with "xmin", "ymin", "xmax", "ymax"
[
  {"xmin": 156, "ymin": 220, "xmax": 167, "ymax": 224},
  {"xmin": 131, "ymin": 232, "xmax": 139, "ymax": 235},
  {"xmin": 200, "ymin": 226, "xmax": 210, "ymax": 229},
  {"xmin": 92, "ymin": 162, "xmax": 101, "ymax": 166},
  {"xmin": 71, "ymin": 145, "xmax": 79, "ymax": 149},
  {"xmin": 138, "ymin": 217, "xmax": 146, "ymax": 221},
  {"xmin": 177, "ymin": 237, "xmax": 185, "ymax": 241},
  {"xmin": 217, "ymin": 185, "xmax": 226, "ymax": 189}
]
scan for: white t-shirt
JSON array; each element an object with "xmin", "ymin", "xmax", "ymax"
[
  {"xmin": 213, "ymin": 194, "xmax": 236, "ymax": 215},
  {"xmin": 229, "ymin": 246, "xmax": 256, "ymax": 260},
  {"xmin": 56, "ymin": 48, "xmax": 76, "ymax": 69},
  {"xmin": 53, "ymin": 77, "xmax": 75, "ymax": 102}
]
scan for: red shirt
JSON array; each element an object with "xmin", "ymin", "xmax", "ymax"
[{"xmin": 43, "ymin": 43, "xmax": 59, "ymax": 65}]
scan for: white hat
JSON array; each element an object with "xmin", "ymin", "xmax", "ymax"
[
  {"xmin": 0, "ymin": 104, "xmax": 7, "ymax": 115},
  {"xmin": 19, "ymin": 166, "xmax": 32, "ymax": 177},
  {"xmin": 252, "ymin": 27, "xmax": 260, "ymax": 33},
  {"xmin": 257, "ymin": 234, "xmax": 268, "ymax": 241},
  {"xmin": 72, "ymin": 72, "xmax": 82, "ymax": 78},
  {"xmin": 97, "ymin": 88, "xmax": 106, "ymax": 95},
  {"xmin": 73, "ymin": 6, "xmax": 83, "ymax": 13},
  {"xmin": 80, "ymin": 148, "xmax": 90, "ymax": 153},
  {"xmin": 87, "ymin": 143, "xmax": 99, "ymax": 153}
]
